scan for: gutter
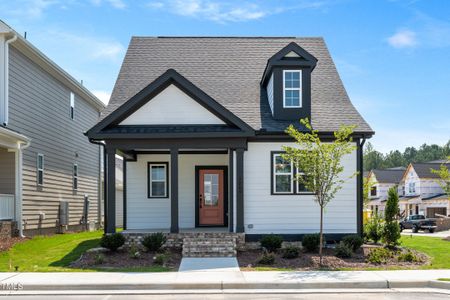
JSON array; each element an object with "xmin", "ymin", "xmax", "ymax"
[{"xmin": 2, "ymin": 32, "xmax": 16, "ymax": 125}]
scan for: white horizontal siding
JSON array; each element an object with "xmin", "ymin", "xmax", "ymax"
[
  {"xmin": 126, "ymin": 153, "xmax": 228, "ymax": 230},
  {"xmin": 119, "ymin": 84, "xmax": 225, "ymax": 125},
  {"xmin": 243, "ymin": 142, "xmax": 358, "ymax": 234}
]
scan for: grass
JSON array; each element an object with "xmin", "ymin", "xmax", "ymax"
[
  {"xmin": 438, "ymin": 278, "xmax": 450, "ymax": 281},
  {"xmin": 400, "ymin": 235, "xmax": 450, "ymax": 269},
  {"xmin": 0, "ymin": 230, "xmax": 173, "ymax": 272}
]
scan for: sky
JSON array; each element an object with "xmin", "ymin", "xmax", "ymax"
[{"xmin": 1, "ymin": 0, "xmax": 449, "ymax": 153}]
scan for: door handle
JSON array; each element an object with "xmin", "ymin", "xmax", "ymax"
[{"xmin": 199, "ymin": 194, "xmax": 203, "ymax": 208}]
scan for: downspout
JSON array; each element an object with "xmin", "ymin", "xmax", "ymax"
[
  {"xmin": 359, "ymin": 136, "xmax": 366, "ymax": 236},
  {"xmin": 88, "ymin": 137, "xmax": 105, "ymax": 228},
  {"xmin": 3, "ymin": 32, "xmax": 17, "ymax": 126},
  {"xmin": 16, "ymin": 139, "xmax": 31, "ymax": 238}
]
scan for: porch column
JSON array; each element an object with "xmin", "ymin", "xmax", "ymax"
[
  {"xmin": 105, "ymin": 147, "xmax": 116, "ymax": 234},
  {"xmin": 228, "ymin": 148, "xmax": 234, "ymax": 232},
  {"xmin": 236, "ymin": 148, "xmax": 245, "ymax": 233},
  {"xmin": 170, "ymin": 148, "xmax": 179, "ymax": 233}
]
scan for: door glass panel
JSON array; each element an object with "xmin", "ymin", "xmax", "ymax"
[{"xmin": 204, "ymin": 173, "xmax": 219, "ymax": 206}]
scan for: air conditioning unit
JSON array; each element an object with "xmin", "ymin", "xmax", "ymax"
[{"xmin": 59, "ymin": 201, "xmax": 69, "ymax": 226}]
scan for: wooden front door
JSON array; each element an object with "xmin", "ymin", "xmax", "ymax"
[{"xmin": 198, "ymin": 168, "xmax": 225, "ymax": 226}]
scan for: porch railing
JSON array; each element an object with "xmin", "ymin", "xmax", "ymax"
[{"xmin": 0, "ymin": 194, "xmax": 15, "ymax": 220}]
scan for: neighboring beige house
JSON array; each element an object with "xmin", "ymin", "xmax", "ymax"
[
  {"xmin": 0, "ymin": 20, "xmax": 105, "ymax": 236},
  {"xmin": 367, "ymin": 168, "xmax": 405, "ymax": 216},
  {"xmin": 399, "ymin": 162, "xmax": 450, "ymax": 218}
]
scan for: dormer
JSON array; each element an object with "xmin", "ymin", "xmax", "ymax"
[{"xmin": 261, "ymin": 42, "xmax": 317, "ymax": 121}]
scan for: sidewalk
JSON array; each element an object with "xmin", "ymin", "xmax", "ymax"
[{"xmin": 0, "ymin": 270, "xmax": 449, "ymax": 292}]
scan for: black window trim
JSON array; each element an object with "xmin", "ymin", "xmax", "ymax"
[
  {"xmin": 270, "ymin": 151, "xmax": 314, "ymax": 196},
  {"xmin": 147, "ymin": 162, "xmax": 169, "ymax": 199},
  {"xmin": 73, "ymin": 163, "xmax": 78, "ymax": 191},
  {"xmin": 37, "ymin": 153, "xmax": 44, "ymax": 186}
]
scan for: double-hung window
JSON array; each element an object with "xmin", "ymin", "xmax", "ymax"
[
  {"xmin": 409, "ymin": 182, "xmax": 415, "ymax": 194},
  {"xmin": 272, "ymin": 153, "xmax": 293, "ymax": 194},
  {"xmin": 37, "ymin": 154, "xmax": 44, "ymax": 185},
  {"xmin": 73, "ymin": 164, "xmax": 78, "ymax": 190},
  {"xmin": 370, "ymin": 186, "xmax": 377, "ymax": 196},
  {"xmin": 148, "ymin": 162, "xmax": 168, "ymax": 198},
  {"xmin": 70, "ymin": 92, "xmax": 75, "ymax": 120},
  {"xmin": 283, "ymin": 70, "xmax": 302, "ymax": 108},
  {"xmin": 296, "ymin": 168, "xmax": 309, "ymax": 193}
]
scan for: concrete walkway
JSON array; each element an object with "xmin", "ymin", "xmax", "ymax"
[
  {"xmin": 179, "ymin": 257, "xmax": 240, "ymax": 272},
  {"xmin": 0, "ymin": 270, "xmax": 449, "ymax": 292},
  {"xmin": 401, "ymin": 229, "xmax": 450, "ymax": 238}
]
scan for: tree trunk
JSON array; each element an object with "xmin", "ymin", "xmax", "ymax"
[{"xmin": 319, "ymin": 205, "xmax": 323, "ymax": 266}]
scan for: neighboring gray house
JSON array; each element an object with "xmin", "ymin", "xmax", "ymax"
[
  {"xmin": 366, "ymin": 168, "xmax": 405, "ymax": 215},
  {"xmin": 0, "ymin": 20, "xmax": 105, "ymax": 236},
  {"xmin": 87, "ymin": 37, "xmax": 374, "ymax": 242}
]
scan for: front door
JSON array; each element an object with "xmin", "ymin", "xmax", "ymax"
[{"xmin": 198, "ymin": 168, "xmax": 225, "ymax": 226}]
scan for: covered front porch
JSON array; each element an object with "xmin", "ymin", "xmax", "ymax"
[
  {"xmin": 105, "ymin": 139, "xmax": 247, "ymax": 234},
  {"xmin": 0, "ymin": 127, "xmax": 30, "ymax": 234}
]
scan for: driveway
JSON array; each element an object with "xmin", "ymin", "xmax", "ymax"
[{"xmin": 401, "ymin": 229, "xmax": 450, "ymax": 238}]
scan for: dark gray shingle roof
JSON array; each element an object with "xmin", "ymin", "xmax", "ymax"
[
  {"xmin": 412, "ymin": 163, "xmax": 450, "ymax": 179},
  {"xmin": 102, "ymin": 37, "xmax": 372, "ymax": 133},
  {"xmin": 372, "ymin": 169, "xmax": 405, "ymax": 184}
]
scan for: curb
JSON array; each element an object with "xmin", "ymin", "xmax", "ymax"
[{"xmin": 5, "ymin": 280, "xmax": 449, "ymax": 291}]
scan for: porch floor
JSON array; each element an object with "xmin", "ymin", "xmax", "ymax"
[{"xmin": 122, "ymin": 227, "xmax": 230, "ymax": 234}]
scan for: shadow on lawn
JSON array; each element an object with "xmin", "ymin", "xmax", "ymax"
[{"xmin": 49, "ymin": 238, "xmax": 101, "ymax": 267}]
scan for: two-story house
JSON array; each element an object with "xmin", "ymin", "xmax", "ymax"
[
  {"xmin": 0, "ymin": 20, "xmax": 105, "ymax": 236},
  {"xmin": 400, "ymin": 162, "xmax": 450, "ymax": 218},
  {"xmin": 366, "ymin": 168, "xmax": 405, "ymax": 215},
  {"xmin": 86, "ymin": 37, "xmax": 374, "ymax": 246}
]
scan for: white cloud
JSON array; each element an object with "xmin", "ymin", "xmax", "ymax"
[
  {"xmin": 91, "ymin": 0, "xmax": 126, "ymax": 9},
  {"xmin": 8, "ymin": 0, "xmax": 59, "ymax": 19},
  {"xmin": 92, "ymin": 90, "xmax": 111, "ymax": 104},
  {"xmin": 387, "ymin": 29, "xmax": 417, "ymax": 48}
]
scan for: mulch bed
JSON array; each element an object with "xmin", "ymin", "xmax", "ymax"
[
  {"xmin": 70, "ymin": 248, "xmax": 182, "ymax": 270},
  {"xmin": 238, "ymin": 247, "xmax": 429, "ymax": 270},
  {"xmin": 0, "ymin": 237, "xmax": 27, "ymax": 252}
]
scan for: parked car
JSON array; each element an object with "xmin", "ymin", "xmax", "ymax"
[{"xmin": 399, "ymin": 215, "xmax": 437, "ymax": 233}]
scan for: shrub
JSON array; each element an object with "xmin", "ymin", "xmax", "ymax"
[
  {"xmin": 257, "ymin": 252, "xmax": 276, "ymax": 265},
  {"xmin": 94, "ymin": 253, "xmax": 105, "ymax": 265},
  {"xmin": 342, "ymin": 234, "xmax": 364, "ymax": 252},
  {"xmin": 128, "ymin": 242, "xmax": 141, "ymax": 259},
  {"xmin": 302, "ymin": 233, "xmax": 320, "ymax": 252},
  {"xmin": 100, "ymin": 233, "xmax": 125, "ymax": 252},
  {"xmin": 142, "ymin": 232, "xmax": 167, "ymax": 252},
  {"xmin": 383, "ymin": 222, "xmax": 401, "ymax": 248},
  {"xmin": 282, "ymin": 246, "xmax": 300, "ymax": 259},
  {"xmin": 364, "ymin": 214, "xmax": 384, "ymax": 243},
  {"xmin": 153, "ymin": 253, "xmax": 168, "ymax": 265},
  {"xmin": 260, "ymin": 235, "xmax": 283, "ymax": 253},
  {"xmin": 334, "ymin": 242, "xmax": 352, "ymax": 258},
  {"xmin": 383, "ymin": 187, "xmax": 401, "ymax": 247},
  {"xmin": 398, "ymin": 250, "xmax": 420, "ymax": 263},
  {"xmin": 366, "ymin": 247, "xmax": 394, "ymax": 264}
]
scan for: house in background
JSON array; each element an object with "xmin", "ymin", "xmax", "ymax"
[
  {"xmin": 400, "ymin": 162, "xmax": 450, "ymax": 218},
  {"xmin": 87, "ymin": 36, "xmax": 373, "ymax": 253},
  {"xmin": 367, "ymin": 168, "xmax": 405, "ymax": 215},
  {"xmin": 0, "ymin": 20, "xmax": 105, "ymax": 236}
]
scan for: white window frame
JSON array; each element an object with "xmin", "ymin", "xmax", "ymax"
[
  {"xmin": 148, "ymin": 163, "xmax": 168, "ymax": 198},
  {"xmin": 272, "ymin": 153, "xmax": 293, "ymax": 194},
  {"xmin": 73, "ymin": 164, "xmax": 78, "ymax": 190},
  {"xmin": 282, "ymin": 70, "xmax": 302, "ymax": 108},
  {"xmin": 409, "ymin": 182, "xmax": 415, "ymax": 194},
  {"xmin": 37, "ymin": 153, "xmax": 44, "ymax": 186},
  {"xmin": 70, "ymin": 92, "xmax": 75, "ymax": 120}
]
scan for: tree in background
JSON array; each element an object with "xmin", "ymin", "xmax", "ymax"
[
  {"xmin": 282, "ymin": 118, "xmax": 357, "ymax": 265},
  {"xmin": 383, "ymin": 187, "xmax": 401, "ymax": 248},
  {"xmin": 363, "ymin": 140, "xmax": 450, "ymax": 171},
  {"xmin": 431, "ymin": 156, "xmax": 450, "ymax": 199},
  {"xmin": 363, "ymin": 176, "xmax": 375, "ymax": 208}
]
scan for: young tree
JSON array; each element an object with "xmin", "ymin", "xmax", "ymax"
[
  {"xmin": 431, "ymin": 156, "xmax": 450, "ymax": 199},
  {"xmin": 282, "ymin": 118, "xmax": 357, "ymax": 265},
  {"xmin": 383, "ymin": 187, "xmax": 401, "ymax": 248},
  {"xmin": 363, "ymin": 176, "xmax": 375, "ymax": 208}
]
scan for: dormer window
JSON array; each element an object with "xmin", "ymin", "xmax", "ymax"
[{"xmin": 283, "ymin": 70, "xmax": 302, "ymax": 108}]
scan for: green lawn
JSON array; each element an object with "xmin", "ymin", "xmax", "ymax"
[
  {"xmin": 400, "ymin": 235, "xmax": 450, "ymax": 269},
  {"xmin": 439, "ymin": 278, "xmax": 450, "ymax": 281},
  {"xmin": 0, "ymin": 230, "xmax": 169, "ymax": 272}
]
